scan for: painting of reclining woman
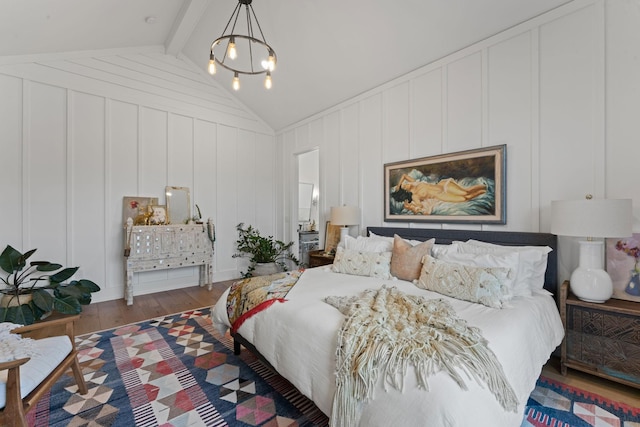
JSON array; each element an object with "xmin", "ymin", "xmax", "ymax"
[{"xmin": 384, "ymin": 145, "xmax": 506, "ymax": 224}]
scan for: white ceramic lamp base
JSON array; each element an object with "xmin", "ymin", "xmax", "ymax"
[
  {"xmin": 570, "ymin": 240, "xmax": 613, "ymax": 303},
  {"xmin": 339, "ymin": 226, "xmax": 349, "ymax": 245}
]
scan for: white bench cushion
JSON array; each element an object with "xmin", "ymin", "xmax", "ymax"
[{"xmin": 0, "ymin": 335, "xmax": 73, "ymax": 409}]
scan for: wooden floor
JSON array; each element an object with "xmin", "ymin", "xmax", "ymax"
[{"xmin": 77, "ymin": 280, "xmax": 640, "ymax": 410}]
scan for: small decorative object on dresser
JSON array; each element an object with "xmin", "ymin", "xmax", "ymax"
[
  {"xmin": 122, "ymin": 196, "xmax": 158, "ymax": 226},
  {"xmin": 559, "ymin": 280, "xmax": 640, "ymax": 389},
  {"xmin": 307, "ymin": 249, "xmax": 334, "ymax": 268}
]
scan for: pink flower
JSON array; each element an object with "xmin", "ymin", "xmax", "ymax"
[{"xmin": 616, "ymin": 236, "xmax": 640, "ymax": 260}]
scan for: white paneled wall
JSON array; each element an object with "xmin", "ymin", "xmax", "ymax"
[
  {"xmin": 0, "ymin": 49, "xmax": 275, "ymax": 303},
  {"xmin": 278, "ymin": 0, "xmax": 639, "ymax": 283}
]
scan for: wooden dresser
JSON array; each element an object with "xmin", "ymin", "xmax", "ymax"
[
  {"xmin": 559, "ymin": 280, "xmax": 640, "ymax": 388},
  {"xmin": 124, "ymin": 219, "xmax": 215, "ymax": 305}
]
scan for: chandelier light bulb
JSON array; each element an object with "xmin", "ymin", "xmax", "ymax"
[
  {"xmin": 261, "ymin": 51, "xmax": 276, "ymax": 72},
  {"xmin": 267, "ymin": 52, "xmax": 276, "ymax": 71},
  {"xmin": 264, "ymin": 71, "xmax": 272, "ymax": 89},
  {"xmin": 208, "ymin": 52, "xmax": 217, "ymax": 75},
  {"xmin": 228, "ymin": 38, "xmax": 237, "ymax": 60},
  {"xmin": 232, "ymin": 72, "xmax": 240, "ymax": 91}
]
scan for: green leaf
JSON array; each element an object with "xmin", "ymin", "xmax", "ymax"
[
  {"xmin": 77, "ymin": 279, "xmax": 101, "ymax": 292},
  {"xmin": 31, "ymin": 289, "xmax": 54, "ymax": 312},
  {"xmin": 34, "ymin": 262, "xmax": 63, "ymax": 272},
  {"xmin": 0, "ymin": 245, "xmax": 26, "ymax": 274},
  {"xmin": 53, "ymin": 296, "xmax": 82, "ymax": 315},
  {"xmin": 6, "ymin": 304, "xmax": 35, "ymax": 325},
  {"xmin": 55, "ymin": 285, "xmax": 84, "ymax": 299},
  {"xmin": 49, "ymin": 267, "xmax": 79, "ymax": 283}
]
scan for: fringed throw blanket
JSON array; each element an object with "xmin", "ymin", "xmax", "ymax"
[
  {"xmin": 226, "ymin": 270, "xmax": 302, "ymax": 333},
  {"xmin": 324, "ymin": 285, "xmax": 517, "ymax": 427}
]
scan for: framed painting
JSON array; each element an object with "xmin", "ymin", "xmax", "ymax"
[
  {"xmin": 324, "ymin": 221, "xmax": 342, "ymax": 254},
  {"xmin": 606, "ymin": 234, "xmax": 640, "ymax": 302},
  {"xmin": 384, "ymin": 145, "xmax": 506, "ymax": 224},
  {"xmin": 122, "ymin": 196, "xmax": 158, "ymax": 226}
]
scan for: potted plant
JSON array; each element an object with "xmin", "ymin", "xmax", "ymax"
[
  {"xmin": 232, "ymin": 223, "xmax": 299, "ymax": 277},
  {"xmin": 0, "ymin": 245, "xmax": 101, "ymax": 325}
]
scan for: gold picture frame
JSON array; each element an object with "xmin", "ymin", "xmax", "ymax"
[
  {"xmin": 324, "ymin": 221, "xmax": 342, "ymax": 254},
  {"xmin": 384, "ymin": 145, "xmax": 506, "ymax": 224}
]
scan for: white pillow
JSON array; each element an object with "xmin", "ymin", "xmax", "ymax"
[
  {"xmin": 437, "ymin": 251, "xmax": 526, "ymax": 298},
  {"xmin": 431, "ymin": 242, "xmax": 460, "ymax": 258},
  {"xmin": 344, "ymin": 235, "xmax": 393, "ymax": 253},
  {"xmin": 368, "ymin": 231, "xmax": 425, "ymax": 246},
  {"xmin": 416, "ymin": 255, "xmax": 511, "ymax": 309},
  {"xmin": 458, "ymin": 240, "xmax": 552, "ymax": 291},
  {"xmin": 331, "ymin": 247, "xmax": 392, "ymax": 279}
]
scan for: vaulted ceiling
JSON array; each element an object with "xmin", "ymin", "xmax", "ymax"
[{"xmin": 1, "ymin": 0, "xmax": 571, "ymax": 131}]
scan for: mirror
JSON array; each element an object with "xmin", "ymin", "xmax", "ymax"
[
  {"xmin": 166, "ymin": 186, "xmax": 190, "ymax": 224},
  {"xmin": 298, "ymin": 182, "xmax": 314, "ymax": 222}
]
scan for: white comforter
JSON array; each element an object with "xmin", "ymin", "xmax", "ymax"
[{"xmin": 211, "ymin": 266, "xmax": 564, "ymax": 427}]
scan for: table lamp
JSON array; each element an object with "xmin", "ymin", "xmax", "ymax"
[
  {"xmin": 330, "ymin": 205, "xmax": 360, "ymax": 245},
  {"xmin": 551, "ymin": 196, "xmax": 632, "ymax": 303}
]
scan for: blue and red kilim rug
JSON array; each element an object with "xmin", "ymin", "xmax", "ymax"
[{"xmin": 26, "ymin": 308, "xmax": 640, "ymax": 426}]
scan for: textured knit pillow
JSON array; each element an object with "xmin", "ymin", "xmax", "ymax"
[
  {"xmin": 332, "ymin": 247, "xmax": 392, "ymax": 279},
  {"xmin": 390, "ymin": 235, "xmax": 435, "ymax": 282},
  {"xmin": 416, "ymin": 255, "xmax": 511, "ymax": 308},
  {"xmin": 437, "ymin": 251, "xmax": 524, "ymax": 298}
]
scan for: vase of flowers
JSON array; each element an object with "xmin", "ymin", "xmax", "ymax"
[{"xmin": 615, "ymin": 238, "xmax": 640, "ymax": 297}]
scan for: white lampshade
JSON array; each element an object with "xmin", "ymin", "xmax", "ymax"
[
  {"xmin": 330, "ymin": 206, "xmax": 360, "ymax": 226},
  {"xmin": 551, "ymin": 198, "xmax": 632, "ymax": 238},
  {"xmin": 330, "ymin": 206, "xmax": 360, "ymax": 245},
  {"xmin": 551, "ymin": 198, "xmax": 633, "ymax": 303}
]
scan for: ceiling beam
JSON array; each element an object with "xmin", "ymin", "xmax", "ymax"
[{"xmin": 165, "ymin": 0, "xmax": 209, "ymax": 57}]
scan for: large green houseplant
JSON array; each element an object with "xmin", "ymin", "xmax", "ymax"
[
  {"xmin": 0, "ymin": 245, "xmax": 101, "ymax": 325},
  {"xmin": 232, "ymin": 223, "xmax": 299, "ymax": 277}
]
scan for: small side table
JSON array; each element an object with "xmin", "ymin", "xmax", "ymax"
[
  {"xmin": 559, "ymin": 280, "xmax": 640, "ymax": 389},
  {"xmin": 308, "ymin": 250, "xmax": 335, "ymax": 268}
]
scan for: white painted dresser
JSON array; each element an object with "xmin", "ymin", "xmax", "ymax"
[{"xmin": 123, "ymin": 219, "xmax": 215, "ymax": 305}]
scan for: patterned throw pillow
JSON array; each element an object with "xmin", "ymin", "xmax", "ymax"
[
  {"xmin": 332, "ymin": 247, "xmax": 392, "ymax": 279},
  {"xmin": 390, "ymin": 235, "xmax": 435, "ymax": 282},
  {"xmin": 415, "ymin": 255, "xmax": 511, "ymax": 308}
]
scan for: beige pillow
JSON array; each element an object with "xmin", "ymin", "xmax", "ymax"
[
  {"xmin": 390, "ymin": 235, "xmax": 435, "ymax": 281},
  {"xmin": 331, "ymin": 247, "xmax": 392, "ymax": 279},
  {"xmin": 416, "ymin": 255, "xmax": 511, "ymax": 308}
]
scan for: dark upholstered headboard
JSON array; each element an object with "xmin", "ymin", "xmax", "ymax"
[{"xmin": 367, "ymin": 226, "xmax": 558, "ymax": 295}]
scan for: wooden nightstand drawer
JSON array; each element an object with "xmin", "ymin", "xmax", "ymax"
[
  {"xmin": 560, "ymin": 280, "xmax": 640, "ymax": 388},
  {"xmin": 308, "ymin": 250, "xmax": 334, "ymax": 268}
]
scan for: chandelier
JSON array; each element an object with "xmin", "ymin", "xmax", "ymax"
[{"xmin": 208, "ymin": 0, "xmax": 277, "ymax": 90}]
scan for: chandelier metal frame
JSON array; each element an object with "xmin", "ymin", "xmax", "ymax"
[{"xmin": 209, "ymin": 0, "xmax": 276, "ymax": 88}]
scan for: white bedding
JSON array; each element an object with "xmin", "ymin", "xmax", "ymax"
[{"xmin": 211, "ymin": 266, "xmax": 564, "ymax": 427}]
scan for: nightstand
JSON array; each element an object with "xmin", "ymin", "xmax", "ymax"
[
  {"xmin": 559, "ymin": 280, "xmax": 640, "ymax": 389},
  {"xmin": 308, "ymin": 250, "xmax": 335, "ymax": 268}
]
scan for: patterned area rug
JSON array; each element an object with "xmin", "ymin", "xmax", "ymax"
[
  {"xmin": 27, "ymin": 308, "xmax": 639, "ymax": 426},
  {"xmin": 523, "ymin": 376, "xmax": 640, "ymax": 427}
]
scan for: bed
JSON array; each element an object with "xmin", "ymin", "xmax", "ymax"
[{"xmin": 210, "ymin": 227, "xmax": 564, "ymax": 426}]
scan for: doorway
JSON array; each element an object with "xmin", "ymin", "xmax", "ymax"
[{"xmin": 297, "ymin": 149, "xmax": 319, "ymax": 266}]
